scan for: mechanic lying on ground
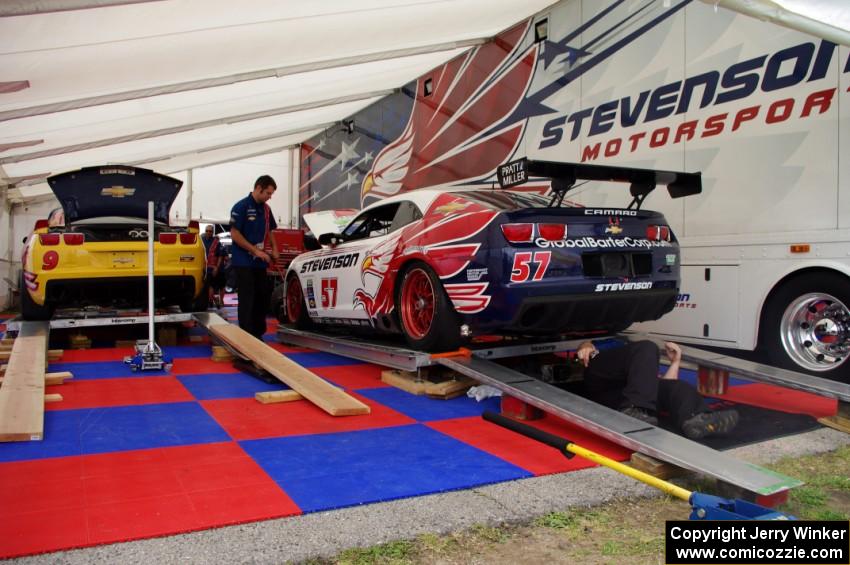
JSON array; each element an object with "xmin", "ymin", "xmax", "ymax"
[{"xmin": 576, "ymin": 340, "xmax": 739, "ymax": 439}]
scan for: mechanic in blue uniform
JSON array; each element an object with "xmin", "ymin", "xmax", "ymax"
[
  {"xmin": 229, "ymin": 175, "xmax": 279, "ymax": 339},
  {"xmin": 576, "ymin": 340, "xmax": 739, "ymax": 439}
]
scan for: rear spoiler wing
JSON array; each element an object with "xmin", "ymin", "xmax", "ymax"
[{"xmin": 497, "ymin": 158, "xmax": 702, "ymax": 209}]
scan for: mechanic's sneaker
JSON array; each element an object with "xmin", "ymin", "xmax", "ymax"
[
  {"xmin": 682, "ymin": 409, "xmax": 739, "ymax": 439},
  {"xmin": 620, "ymin": 405, "xmax": 658, "ymax": 426}
]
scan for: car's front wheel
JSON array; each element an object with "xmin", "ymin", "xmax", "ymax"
[
  {"xmin": 396, "ymin": 262, "xmax": 461, "ymax": 352},
  {"xmin": 20, "ymin": 275, "xmax": 53, "ymax": 321}
]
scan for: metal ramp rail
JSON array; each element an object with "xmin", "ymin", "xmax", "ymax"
[
  {"xmin": 4, "ymin": 309, "xmax": 194, "ymax": 332},
  {"xmin": 277, "ymin": 326, "xmax": 803, "ymax": 499},
  {"xmin": 436, "ymin": 355, "xmax": 800, "ymax": 499}
]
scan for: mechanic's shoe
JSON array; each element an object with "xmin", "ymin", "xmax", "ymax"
[
  {"xmin": 682, "ymin": 409, "xmax": 739, "ymax": 439},
  {"xmin": 620, "ymin": 405, "xmax": 658, "ymax": 426}
]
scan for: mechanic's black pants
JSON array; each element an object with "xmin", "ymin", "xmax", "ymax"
[
  {"xmin": 583, "ymin": 341, "xmax": 708, "ymax": 427},
  {"xmin": 236, "ymin": 267, "xmax": 271, "ymax": 339}
]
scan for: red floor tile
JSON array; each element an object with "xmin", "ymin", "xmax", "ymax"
[
  {"xmin": 45, "ymin": 377, "xmax": 194, "ymax": 410},
  {"xmin": 57, "ymin": 347, "xmax": 136, "ymax": 363},
  {"xmin": 190, "ymin": 482, "xmax": 301, "ymax": 528},
  {"xmin": 312, "ymin": 364, "xmax": 389, "ymax": 390},
  {"xmin": 171, "ymin": 357, "xmax": 240, "ymax": 375},
  {"xmin": 201, "ymin": 392, "xmax": 415, "ymax": 441},
  {"xmin": 428, "ymin": 414, "xmax": 632, "ymax": 476},
  {"xmin": 0, "ymin": 506, "xmax": 89, "ymax": 558},
  {"xmin": 714, "ymin": 383, "xmax": 837, "ymax": 418},
  {"xmin": 86, "ymin": 492, "xmax": 203, "ymax": 544}
]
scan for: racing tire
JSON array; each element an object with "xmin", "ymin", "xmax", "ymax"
[
  {"xmin": 396, "ymin": 261, "xmax": 461, "ymax": 352},
  {"xmin": 284, "ymin": 274, "xmax": 313, "ymax": 330},
  {"xmin": 759, "ymin": 272, "xmax": 850, "ymax": 380},
  {"xmin": 20, "ymin": 275, "xmax": 53, "ymax": 321}
]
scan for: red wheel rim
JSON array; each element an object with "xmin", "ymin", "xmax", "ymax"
[
  {"xmin": 286, "ymin": 277, "xmax": 303, "ymax": 323},
  {"xmin": 400, "ymin": 268, "xmax": 435, "ymax": 340}
]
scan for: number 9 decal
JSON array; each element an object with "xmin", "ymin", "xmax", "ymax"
[{"xmin": 42, "ymin": 250, "xmax": 59, "ymax": 270}]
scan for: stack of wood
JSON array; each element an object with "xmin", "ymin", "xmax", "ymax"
[
  {"xmin": 381, "ymin": 368, "xmax": 476, "ymax": 400},
  {"xmin": 156, "ymin": 326, "xmax": 178, "ymax": 346},
  {"xmin": 69, "ymin": 332, "xmax": 92, "ymax": 350},
  {"xmin": 210, "ymin": 345, "xmax": 234, "ymax": 362}
]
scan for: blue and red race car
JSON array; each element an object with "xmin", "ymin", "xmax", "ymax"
[{"xmin": 284, "ymin": 160, "xmax": 701, "ymax": 351}]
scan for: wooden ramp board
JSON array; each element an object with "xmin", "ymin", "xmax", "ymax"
[
  {"xmin": 209, "ymin": 323, "xmax": 370, "ymax": 416},
  {"xmin": 0, "ymin": 322, "xmax": 49, "ymax": 441}
]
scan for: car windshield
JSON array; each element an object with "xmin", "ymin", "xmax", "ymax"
[{"xmin": 455, "ymin": 190, "xmax": 554, "ymax": 211}]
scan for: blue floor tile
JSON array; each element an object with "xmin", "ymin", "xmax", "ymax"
[
  {"xmin": 0, "ymin": 402, "xmax": 230, "ymax": 462},
  {"xmin": 357, "ymin": 387, "xmax": 501, "ymax": 422},
  {"xmin": 240, "ymin": 424, "xmax": 530, "ymax": 512}
]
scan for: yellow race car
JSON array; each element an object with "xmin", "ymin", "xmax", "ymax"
[{"xmin": 20, "ymin": 165, "xmax": 207, "ymax": 320}]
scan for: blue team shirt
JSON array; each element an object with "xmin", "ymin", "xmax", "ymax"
[{"xmin": 230, "ymin": 193, "xmax": 277, "ymax": 268}]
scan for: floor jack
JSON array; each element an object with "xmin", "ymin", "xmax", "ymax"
[
  {"xmin": 125, "ymin": 201, "xmax": 172, "ymax": 372},
  {"xmin": 483, "ymin": 411, "xmax": 795, "ymax": 520}
]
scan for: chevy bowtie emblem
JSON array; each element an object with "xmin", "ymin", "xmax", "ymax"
[
  {"xmin": 101, "ymin": 185, "xmax": 135, "ymax": 198},
  {"xmin": 605, "ymin": 216, "xmax": 623, "ymax": 235},
  {"xmin": 434, "ymin": 201, "xmax": 470, "ymax": 214}
]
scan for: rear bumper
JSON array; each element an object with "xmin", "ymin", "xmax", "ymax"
[
  {"xmin": 43, "ymin": 275, "xmax": 199, "ymax": 308},
  {"xmin": 476, "ymin": 288, "xmax": 677, "ymax": 334}
]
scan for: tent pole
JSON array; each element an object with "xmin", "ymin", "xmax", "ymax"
[{"xmin": 185, "ymin": 168, "xmax": 193, "ymax": 224}]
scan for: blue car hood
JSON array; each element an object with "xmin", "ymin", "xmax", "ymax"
[{"xmin": 48, "ymin": 165, "xmax": 183, "ymax": 223}]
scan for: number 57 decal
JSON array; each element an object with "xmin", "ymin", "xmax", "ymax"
[
  {"xmin": 510, "ymin": 251, "xmax": 551, "ymax": 283},
  {"xmin": 321, "ymin": 278, "xmax": 338, "ymax": 308}
]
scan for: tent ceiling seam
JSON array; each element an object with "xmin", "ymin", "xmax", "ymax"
[{"xmin": 0, "ymin": 38, "xmax": 484, "ymax": 122}]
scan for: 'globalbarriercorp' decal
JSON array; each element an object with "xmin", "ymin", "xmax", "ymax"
[{"xmin": 535, "ymin": 237, "xmax": 672, "ymax": 249}]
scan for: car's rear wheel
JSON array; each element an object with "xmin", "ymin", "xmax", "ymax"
[
  {"xmin": 20, "ymin": 275, "xmax": 53, "ymax": 321},
  {"xmin": 285, "ymin": 274, "xmax": 313, "ymax": 329},
  {"xmin": 397, "ymin": 262, "xmax": 461, "ymax": 352}
]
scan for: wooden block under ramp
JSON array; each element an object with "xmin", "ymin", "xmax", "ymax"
[
  {"xmin": 818, "ymin": 401, "xmax": 850, "ymax": 435},
  {"xmin": 381, "ymin": 369, "xmax": 475, "ymax": 399},
  {"xmin": 44, "ymin": 393, "xmax": 63, "ymax": 403},
  {"xmin": 630, "ymin": 452, "xmax": 684, "ymax": 480},
  {"xmin": 209, "ymin": 324, "xmax": 370, "ymax": 417},
  {"xmin": 210, "ymin": 345, "xmax": 234, "ymax": 362},
  {"xmin": 0, "ymin": 322, "xmax": 49, "ymax": 441},
  {"xmin": 255, "ymin": 390, "xmax": 304, "ymax": 404}
]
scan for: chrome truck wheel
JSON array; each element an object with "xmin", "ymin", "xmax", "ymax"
[
  {"xmin": 761, "ymin": 274, "xmax": 850, "ymax": 379},
  {"xmin": 779, "ymin": 293, "xmax": 849, "ymax": 372}
]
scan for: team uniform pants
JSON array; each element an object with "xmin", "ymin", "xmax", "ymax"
[
  {"xmin": 236, "ymin": 267, "xmax": 271, "ymax": 339},
  {"xmin": 582, "ymin": 341, "xmax": 709, "ymax": 428}
]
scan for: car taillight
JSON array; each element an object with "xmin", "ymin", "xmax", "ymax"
[
  {"xmin": 538, "ymin": 223, "xmax": 566, "ymax": 241},
  {"xmin": 63, "ymin": 233, "xmax": 84, "ymax": 245},
  {"xmin": 501, "ymin": 223, "xmax": 534, "ymax": 243},
  {"xmin": 39, "ymin": 233, "xmax": 60, "ymax": 245},
  {"xmin": 159, "ymin": 233, "xmax": 178, "ymax": 244},
  {"xmin": 646, "ymin": 225, "xmax": 671, "ymax": 242},
  {"xmin": 179, "ymin": 233, "xmax": 197, "ymax": 244},
  {"xmin": 34, "ymin": 219, "xmax": 49, "ymax": 230}
]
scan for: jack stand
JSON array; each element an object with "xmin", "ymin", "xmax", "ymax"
[
  {"xmin": 123, "ymin": 201, "xmax": 172, "ymax": 373},
  {"xmin": 125, "ymin": 339, "xmax": 172, "ymax": 372}
]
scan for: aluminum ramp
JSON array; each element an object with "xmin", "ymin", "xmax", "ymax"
[{"xmin": 436, "ymin": 356, "xmax": 801, "ymax": 499}]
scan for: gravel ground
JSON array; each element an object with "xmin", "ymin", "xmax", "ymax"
[{"xmin": 7, "ymin": 427, "xmax": 849, "ymax": 565}]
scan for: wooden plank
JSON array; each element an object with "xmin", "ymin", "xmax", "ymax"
[
  {"xmin": 0, "ymin": 322, "xmax": 49, "ymax": 441},
  {"xmin": 255, "ymin": 390, "xmax": 304, "ymax": 404},
  {"xmin": 44, "ymin": 393, "xmax": 63, "ymax": 403},
  {"xmin": 45, "ymin": 371, "xmax": 73, "ymax": 385},
  {"xmin": 209, "ymin": 324, "xmax": 369, "ymax": 416},
  {"xmin": 0, "ymin": 348, "xmax": 62, "ymax": 362}
]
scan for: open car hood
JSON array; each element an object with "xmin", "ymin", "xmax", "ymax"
[
  {"xmin": 302, "ymin": 209, "xmax": 358, "ymax": 237},
  {"xmin": 48, "ymin": 165, "xmax": 183, "ymax": 224}
]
